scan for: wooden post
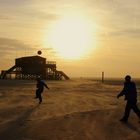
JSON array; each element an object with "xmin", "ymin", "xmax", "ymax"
[{"xmin": 102, "ymin": 71, "xmax": 104, "ymax": 83}]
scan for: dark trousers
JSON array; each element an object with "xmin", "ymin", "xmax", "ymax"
[
  {"xmin": 36, "ymin": 89, "xmax": 43, "ymax": 103},
  {"xmin": 123, "ymin": 101, "xmax": 140, "ymax": 120}
]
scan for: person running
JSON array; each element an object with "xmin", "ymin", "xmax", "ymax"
[
  {"xmin": 35, "ymin": 77, "xmax": 49, "ymax": 104},
  {"xmin": 117, "ymin": 75, "xmax": 140, "ymax": 123}
]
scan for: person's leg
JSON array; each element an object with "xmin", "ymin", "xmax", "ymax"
[
  {"xmin": 132, "ymin": 102, "xmax": 140, "ymax": 119},
  {"xmin": 120, "ymin": 102, "xmax": 131, "ymax": 122},
  {"xmin": 38, "ymin": 92, "xmax": 42, "ymax": 104},
  {"xmin": 35, "ymin": 90, "xmax": 39, "ymax": 98}
]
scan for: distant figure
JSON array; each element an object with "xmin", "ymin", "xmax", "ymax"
[
  {"xmin": 117, "ymin": 75, "xmax": 140, "ymax": 123},
  {"xmin": 35, "ymin": 77, "xmax": 49, "ymax": 104}
]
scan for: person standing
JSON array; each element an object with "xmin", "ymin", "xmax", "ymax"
[
  {"xmin": 117, "ymin": 75, "xmax": 140, "ymax": 123},
  {"xmin": 35, "ymin": 77, "xmax": 49, "ymax": 104}
]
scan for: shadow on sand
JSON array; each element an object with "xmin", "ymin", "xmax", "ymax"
[
  {"xmin": 0, "ymin": 104, "xmax": 39, "ymax": 140},
  {"xmin": 123, "ymin": 122, "xmax": 138, "ymax": 132}
]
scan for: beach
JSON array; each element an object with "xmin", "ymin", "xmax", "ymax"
[{"xmin": 0, "ymin": 78, "xmax": 140, "ymax": 140}]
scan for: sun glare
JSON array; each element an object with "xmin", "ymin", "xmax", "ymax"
[{"xmin": 44, "ymin": 16, "xmax": 96, "ymax": 59}]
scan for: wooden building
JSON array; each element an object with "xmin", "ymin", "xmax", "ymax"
[{"xmin": 0, "ymin": 55, "xmax": 69, "ymax": 80}]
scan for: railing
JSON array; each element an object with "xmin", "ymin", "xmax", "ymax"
[{"xmin": 46, "ymin": 61, "xmax": 56, "ymax": 64}]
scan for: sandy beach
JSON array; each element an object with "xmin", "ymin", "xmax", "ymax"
[{"xmin": 0, "ymin": 78, "xmax": 140, "ymax": 140}]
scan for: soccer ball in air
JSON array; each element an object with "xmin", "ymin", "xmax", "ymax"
[{"xmin": 37, "ymin": 50, "xmax": 42, "ymax": 55}]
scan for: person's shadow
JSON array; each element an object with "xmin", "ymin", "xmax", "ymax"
[
  {"xmin": 0, "ymin": 104, "xmax": 39, "ymax": 140},
  {"xmin": 123, "ymin": 122, "xmax": 138, "ymax": 132}
]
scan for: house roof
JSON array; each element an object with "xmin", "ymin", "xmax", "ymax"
[{"xmin": 16, "ymin": 55, "xmax": 46, "ymax": 60}]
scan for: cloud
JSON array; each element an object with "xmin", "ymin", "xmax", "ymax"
[
  {"xmin": 0, "ymin": 37, "xmax": 58, "ymax": 60},
  {"xmin": 0, "ymin": 0, "xmax": 29, "ymax": 7},
  {"xmin": 0, "ymin": 37, "xmax": 38, "ymax": 59},
  {"xmin": 0, "ymin": 37, "xmax": 30, "ymax": 69},
  {"xmin": 98, "ymin": 28, "xmax": 140, "ymax": 39},
  {"xmin": 0, "ymin": 14, "xmax": 11, "ymax": 20},
  {"xmin": 112, "ymin": 28, "xmax": 140, "ymax": 38},
  {"xmin": 0, "ymin": 37, "xmax": 29, "ymax": 50},
  {"xmin": 23, "ymin": 10, "xmax": 60, "ymax": 21}
]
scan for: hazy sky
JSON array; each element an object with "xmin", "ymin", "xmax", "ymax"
[{"xmin": 0, "ymin": 0, "xmax": 140, "ymax": 78}]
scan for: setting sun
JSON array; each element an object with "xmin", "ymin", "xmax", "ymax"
[{"xmin": 45, "ymin": 16, "xmax": 96, "ymax": 59}]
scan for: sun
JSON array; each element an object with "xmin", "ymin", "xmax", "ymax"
[{"xmin": 45, "ymin": 16, "xmax": 96, "ymax": 59}]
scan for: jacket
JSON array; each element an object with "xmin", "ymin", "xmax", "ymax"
[{"xmin": 118, "ymin": 81, "xmax": 137, "ymax": 102}]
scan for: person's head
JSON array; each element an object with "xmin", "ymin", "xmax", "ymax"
[
  {"xmin": 125, "ymin": 75, "xmax": 131, "ymax": 82},
  {"xmin": 36, "ymin": 77, "xmax": 41, "ymax": 82}
]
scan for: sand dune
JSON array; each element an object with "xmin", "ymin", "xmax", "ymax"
[{"xmin": 0, "ymin": 79, "xmax": 140, "ymax": 140}]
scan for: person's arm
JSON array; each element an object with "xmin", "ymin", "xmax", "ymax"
[
  {"xmin": 43, "ymin": 82, "xmax": 49, "ymax": 89},
  {"xmin": 117, "ymin": 90, "xmax": 124, "ymax": 98},
  {"xmin": 41, "ymin": 80, "xmax": 49, "ymax": 89},
  {"xmin": 117, "ymin": 84, "xmax": 126, "ymax": 99}
]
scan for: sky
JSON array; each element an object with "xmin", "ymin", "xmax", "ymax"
[{"xmin": 0, "ymin": 0, "xmax": 140, "ymax": 78}]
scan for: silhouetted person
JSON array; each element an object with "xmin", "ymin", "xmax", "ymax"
[
  {"xmin": 117, "ymin": 75, "xmax": 140, "ymax": 123},
  {"xmin": 35, "ymin": 77, "xmax": 49, "ymax": 104}
]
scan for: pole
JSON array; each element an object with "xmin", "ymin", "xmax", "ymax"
[{"xmin": 102, "ymin": 71, "xmax": 104, "ymax": 83}]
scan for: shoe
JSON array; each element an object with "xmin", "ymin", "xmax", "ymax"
[
  {"xmin": 34, "ymin": 97, "xmax": 38, "ymax": 99},
  {"xmin": 39, "ymin": 101, "xmax": 42, "ymax": 104},
  {"xmin": 119, "ymin": 118, "xmax": 128, "ymax": 123}
]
